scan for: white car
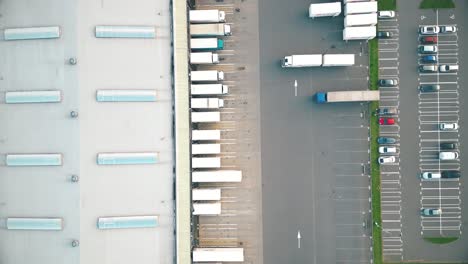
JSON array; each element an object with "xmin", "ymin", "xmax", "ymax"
[
  {"xmin": 419, "ymin": 26, "xmax": 440, "ymax": 35},
  {"xmin": 439, "ymin": 152, "xmax": 459, "ymax": 160},
  {"xmin": 378, "ymin": 11, "xmax": 395, "ymax": 19},
  {"xmin": 378, "ymin": 156, "xmax": 396, "ymax": 164},
  {"xmin": 439, "ymin": 64, "xmax": 459, "ymax": 72},
  {"xmin": 420, "ymin": 172, "xmax": 441, "ymax": 179},
  {"xmin": 439, "ymin": 123, "xmax": 459, "ymax": 131},
  {"xmin": 421, "ymin": 208, "xmax": 442, "ymax": 216},
  {"xmin": 440, "ymin": 25, "xmax": 457, "ymax": 33},
  {"xmin": 379, "ymin": 146, "xmax": 397, "ymax": 154}
]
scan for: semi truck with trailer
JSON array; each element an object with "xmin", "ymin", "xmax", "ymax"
[
  {"xmin": 345, "ymin": 2, "xmax": 378, "ymax": 15},
  {"xmin": 191, "ymin": 70, "xmax": 224, "ymax": 82},
  {"xmin": 191, "ymin": 112, "xmax": 221, "ymax": 123},
  {"xmin": 191, "ymin": 84, "xmax": 229, "ymax": 95},
  {"xmin": 344, "ymin": 13, "xmax": 378, "ymax": 27},
  {"xmin": 192, "ymin": 130, "xmax": 221, "ymax": 141},
  {"xmin": 343, "ymin": 26, "xmax": 376, "ymax": 40},
  {"xmin": 281, "ymin": 54, "xmax": 322, "ymax": 68},
  {"xmin": 191, "ymin": 98, "xmax": 224, "ymax": 109},
  {"xmin": 192, "ymin": 248, "xmax": 244, "ymax": 262},
  {"xmin": 191, "ymin": 157, "xmax": 221, "ymax": 169},
  {"xmin": 309, "ymin": 2, "xmax": 341, "ymax": 18},
  {"xmin": 192, "ymin": 188, "xmax": 222, "ymax": 201},
  {"xmin": 189, "ymin": 10, "xmax": 226, "ymax": 23},
  {"xmin": 315, "ymin": 90, "xmax": 380, "ymax": 103},
  {"xmin": 190, "ymin": 38, "xmax": 224, "ymax": 51},
  {"xmin": 192, "ymin": 143, "xmax": 221, "ymax": 155},
  {"xmin": 322, "ymin": 54, "xmax": 355, "ymax": 66},
  {"xmin": 190, "ymin": 23, "xmax": 232, "ymax": 37},
  {"xmin": 190, "ymin": 52, "xmax": 219, "ymax": 64},
  {"xmin": 192, "ymin": 170, "xmax": 243, "ymax": 182}
]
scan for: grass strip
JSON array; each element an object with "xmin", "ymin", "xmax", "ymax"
[
  {"xmin": 423, "ymin": 236, "xmax": 459, "ymax": 244},
  {"xmin": 420, "ymin": 0, "xmax": 455, "ymax": 9},
  {"xmin": 368, "ymin": 38, "xmax": 382, "ymax": 264},
  {"xmin": 378, "ymin": 0, "xmax": 397, "ymax": 11}
]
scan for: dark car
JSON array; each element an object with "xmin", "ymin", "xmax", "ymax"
[
  {"xmin": 440, "ymin": 142, "xmax": 457, "ymax": 150},
  {"xmin": 378, "ymin": 137, "xmax": 396, "ymax": 144},
  {"xmin": 377, "ymin": 31, "xmax": 392, "ymax": 38},
  {"xmin": 421, "ymin": 55, "xmax": 437, "ymax": 63},
  {"xmin": 377, "ymin": 107, "xmax": 398, "ymax": 116},
  {"xmin": 420, "ymin": 36, "xmax": 438, "ymax": 44},
  {"xmin": 441, "ymin": 170, "xmax": 461, "ymax": 178},
  {"xmin": 378, "ymin": 79, "xmax": 398, "ymax": 87},
  {"xmin": 419, "ymin": 84, "xmax": 440, "ymax": 92}
]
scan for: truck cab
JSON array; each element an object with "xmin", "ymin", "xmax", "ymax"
[{"xmin": 315, "ymin": 92, "xmax": 327, "ymax": 103}]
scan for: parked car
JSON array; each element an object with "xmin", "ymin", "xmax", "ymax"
[
  {"xmin": 378, "ymin": 11, "xmax": 396, "ymax": 19},
  {"xmin": 440, "ymin": 142, "xmax": 457, "ymax": 150},
  {"xmin": 379, "ymin": 117, "xmax": 395, "ymax": 125},
  {"xmin": 441, "ymin": 170, "xmax": 461, "ymax": 178},
  {"xmin": 439, "ymin": 123, "xmax": 458, "ymax": 130},
  {"xmin": 378, "ymin": 79, "xmax": 398, "ymax": 87},
  {"xmin": 420, "ymin": 172, "xmax": 442, "ymax": 179},
  {"xmin": 377, "ymin": 31, "xmax": 393, "ymax": 38},
  {"xmin": 379, "ymin": 146, "xmax": 397, "ymax": 154},
  {"xmin": 421, "ymin": 55, "xmax": 437, "ymax": 63},
  {"xmin": 377, "ymin": 107, "xmax": 398, "ymax": 116},
  {"xmin": 419, "ymin": 45, "xmax": 438, "ymax": 54},
  {"xmin": 439, "ymin": 64, "xmax": 459, "ymax": 72},
  {"xmin": 421, "ymin": 208, "xmax": 442, "ymax": 216},
  {"xmin": 419, "ymin": 26, "xmax": 439, "ymax": 35},
  {"xmin": 378, "ymin": 156, "xmax": 396, "ymax": 164},
  {"xmin": 420, "ymin": 36, "xmax": 438, "ymax": 44},
  {"xmin": 419, "ymin": 84, "xmax": 440, "ymax": 92},
  {"xmin": 439, "ymin": 152, "xmax": 459, "ymax": 160},
  {"xmin": 440, "ymin": 25, "xmax": 457, "ymax": 33},
  {"xmin": 377, "ymin": 137, "xmax": 396, "ymax": 144},
  {"xmin": 419, "ymin": 65, "xmax": 437, "ymax": 72},
  {"xmin": 421, "ymin": 171, "xmax": 461, "ymax": 179}
]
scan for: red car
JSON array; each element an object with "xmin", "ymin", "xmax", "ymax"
[
  {"xmin": 379, "ymin": 117, "xmax": 395, "ymax": 125},
  {"xmin": 420, "ymin": 36, "xmax": 438, "ymax": 44}
]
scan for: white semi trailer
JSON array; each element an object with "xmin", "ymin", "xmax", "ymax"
[
  {"xmin": 192, "ymin": 130, "xmax": 221, "ymax": 141},
  {"xmin": 192, "ymin": 188, "xmax": 222, "ymax": 201},
  {"xmin": 192, "ymin": 143, "xmax": 221, "ymax": 155},
  {"xmin": 281, "ymin": 54, "xmax": 322, "ymax": 68},
  {"xmin": 192, "ymin": 203, "xmax": 222, "ymax": 215},
  {"xmin": 189, "ymin": 10, "xmax": 226, "ymax": 23},
  {"xmin": 344, "ymin": 13, "xmax": 378, "ymax": 27},
  {"xmin": 191, "ymin": 98, "xmax": 224, "ymax": 109},
  {"xmin": 190, "ymin": 23, "xmax": 232, "ymax": 36},
  {"xmin": 192, "ymin": 248, "xmax": 245, "ymax": 262},
  {"xmin": 343, "ymin": 26, "xmax": 376, "ymax": 40},
  {"xmin": 322, "ymin": 54, "xmax": 355, "ymax": 66},
  {"xmin": 192, "ymin": 157, "xmax": 221, "ymax": 168},
  {"xmin": 191, "ymin": 112, "xmax": 221, "ymax": 123},
  {"xmin": 309, "ymin": 2, "xmax": 341, "ymax": 18},
  {"xmin": 190, "ymin": 52, "xmax": 219, "ymax": 64},
  {"xmin": 191, "ymin": 70, "xmax": 224, "ymax": 82},
  {"xmin": 191, "ymin": 84, "xmax": 229, "ymax": 95},
  {"xmin": 345, "ymin": 2, "xmax": 378, "ymax": 15},
  {"xmin": 192, "ymin": 170, "xmax": 243, "ymax": 182}
]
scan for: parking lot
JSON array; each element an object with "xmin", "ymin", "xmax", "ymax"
[
  {"xmin": 190, "ymin": 0, "xmax": 263, "ymax": 263},
  {"xmin": 417, "ymin": 14, "xmax": 461, "ymax": 238},
  {"xmin": 377, "ymin": 13, "xmax": 404, "ymax": 262},
  {"xmin": 397, "ymin": 0, "xmax": 468, "ymax": 262}
]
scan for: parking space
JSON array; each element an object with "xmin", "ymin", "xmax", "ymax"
[
  {"xmin": 377, "ymin": 14, "xmax": 404, "ymax": 262},
  {"xmin": 191, "ymin": 0, "xmax": 263, "ymax": 262},
  {"xmin": 417, "ymin": 10, "xmax": 461, "ymax": 238}
]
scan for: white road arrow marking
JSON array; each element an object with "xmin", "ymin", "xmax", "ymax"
[
  {"xmin": 294, "ymin": 80, "xmax": 298, "ymax": 96},
  {"xmin": 297, "ymin": 230, "xmax": 301, "ymax": 248}
]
